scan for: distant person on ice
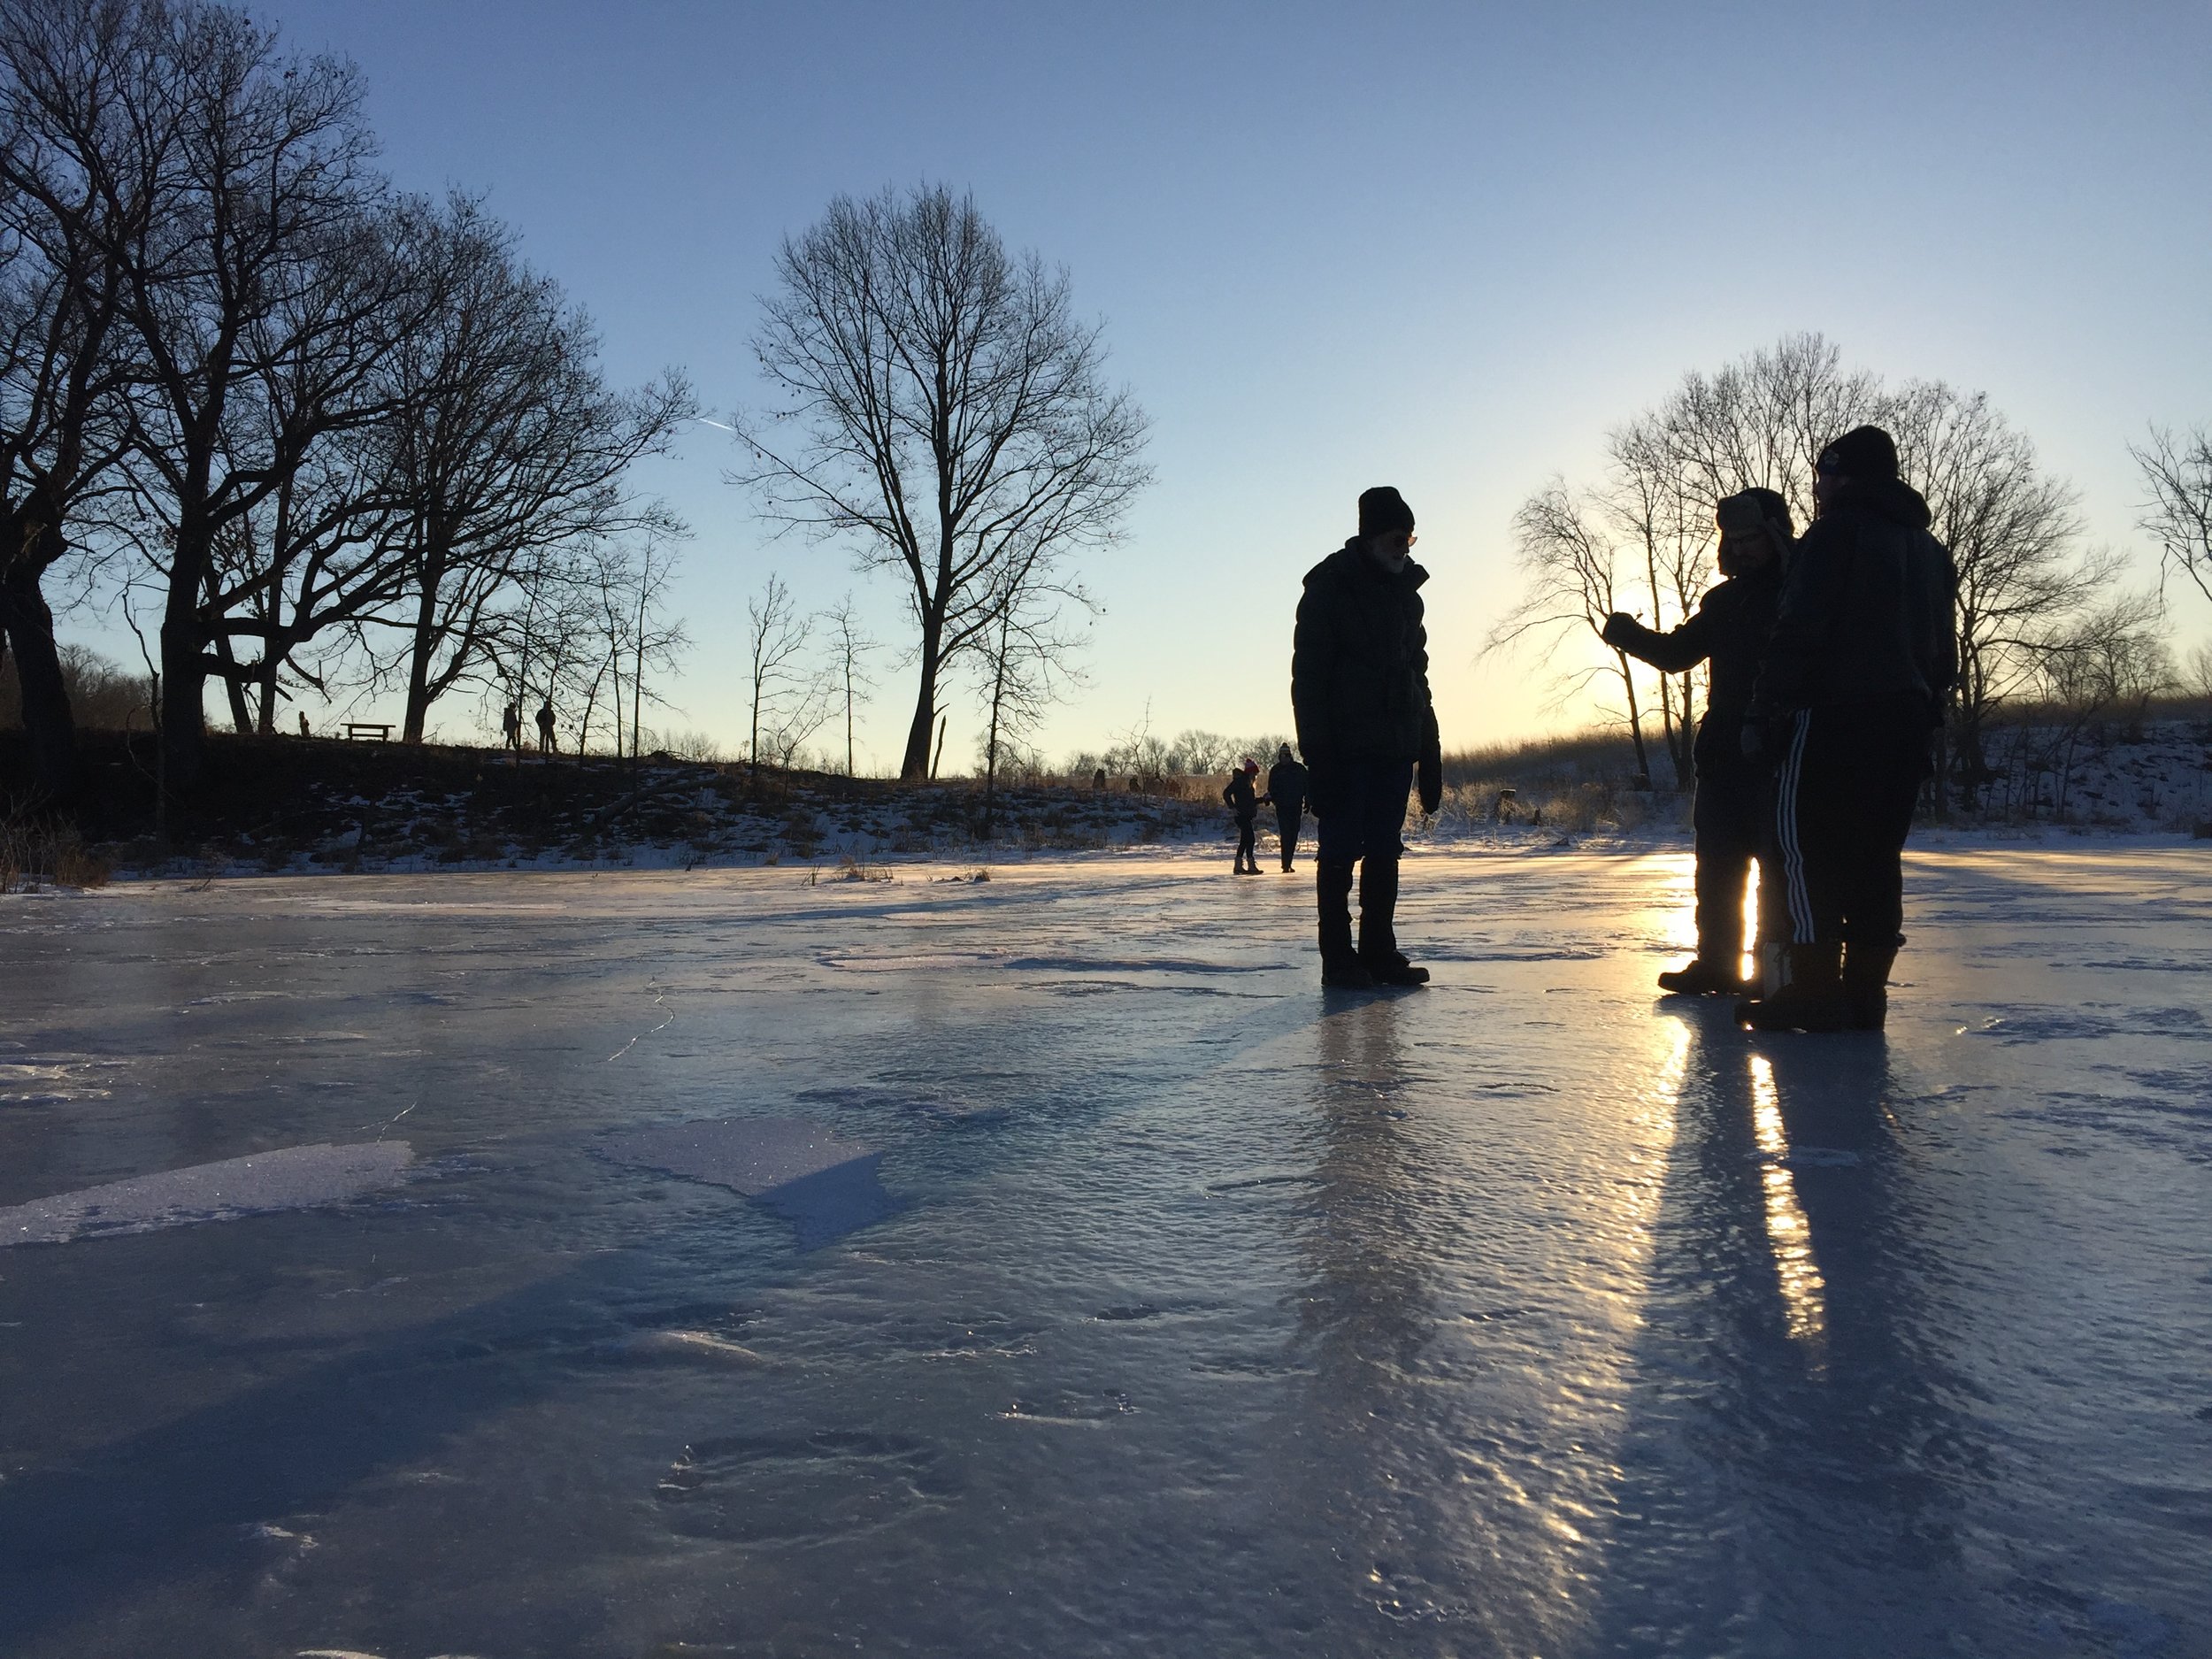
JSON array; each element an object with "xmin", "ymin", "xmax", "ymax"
[
  {"xmin": 1263, "ymin": 742, "xmax": 1309, "ymax": 872},
  {"xmin": 1291, "ymin": 486, "xmax": 1443, "ymax": 987},
  {"xmin": 1601, "ymin": 488, "xmax": 1793, "ymax": 996},
  {"xmin": 1223, "ymin": 758, "xmax": 1263, "ymax": 875},
  {"xmin": 1734, "ymin": 425, "xmax": 1958, "ymax": 1033}
]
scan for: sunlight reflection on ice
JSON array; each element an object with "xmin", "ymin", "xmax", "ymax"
[{"xmin": 1748, "ymin": 1053, "xmax": 1828, "ymax": 1354}]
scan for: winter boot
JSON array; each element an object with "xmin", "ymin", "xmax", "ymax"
[
  {"xmin": 1317, "ymin": 862, "xmax": 1373, "ymax": 987},
  {"xmin": 1843, "ymin": 940, "xmax": 1899, "ymax": 1032},
  {"xmin": 1656, "ymin": 957, "xmax": 1748, "ymax": 996},
  {"xmin": 1735, "ymin": 943, "xmax": 1848, "ymax": 1032},
  {"xmin": 1357, "ymin": 858, "xmax": 1429, "ymax": 986}
]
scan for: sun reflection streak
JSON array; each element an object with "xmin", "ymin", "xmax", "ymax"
[
  {"xmin": 1747, "ymin": 1053, "xmax": 1828, "ymax": 1352},
  {"xmin": 1740, "ymin": 860, "xmax": 1762, "ymax": 986}
]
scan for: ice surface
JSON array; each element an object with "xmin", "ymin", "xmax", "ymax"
[
  {"xmin": 0, "ymin": 845, "xmax": 2207, "ymax": 1658},
  {"xmin": 0, "ymin": 1141, "xmax": 412, "ymax": 1245},
  {"xmin": 598, "ymin": 1117, "xmax": 903, "ymax": 1248}
]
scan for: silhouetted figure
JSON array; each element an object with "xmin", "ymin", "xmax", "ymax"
[
  {"xmin": 1602, "ymin": 488, "xmax": 1792, "ymax": 996},
  {"xmin": 534, "ymin": 700, "xmax": 556, "ymax": 755},
  {"xmin": 502, "ymin": 703, "xmax": 522, "ymax": 753},
  {"xmin": 1735, "ymin": 426, "xmax": 1957, "ymax": 1033},
  {"xmin": 1263, "ymin": 742, "xmax": 1309, "ymax": 872},
  {"xmin": 1292, "ymin": 487, "xmax": 1443, "ymax": 987},
  {"xmin": 1092, "ymin": 766, "xmax": 1107, "ymax": 791},
  {"xmin": 296, "ymin": 710, "xmax": 311, "ymax": 738},
  {"xmin": 1223, "ymin": 758, "xmax": 1262, "ymax": 874}
]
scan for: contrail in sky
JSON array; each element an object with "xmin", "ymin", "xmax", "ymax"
[{"xmin": 694, "ymin": 416, "xmax": 735, "ymax": 432}]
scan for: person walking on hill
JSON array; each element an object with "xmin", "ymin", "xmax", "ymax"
[
  {"xmin": 1734, "ymin": 426, "xmax": 1957, "ymax": 1033},
  {"xmin": 534, "ymin": 699, "xmax": 557, "ymax": 755},
  {"xmin": 1291, "ymin": 486, "xmax": 1443, "ymax": 987},
  {"xmin": 503, "ymin": 703, "xmax": 522, "ymax": 754},
  {"xmin": 1263, "ymin": 742, "xmax": 1309, "ymax": 872},
  {"xmin": 1601, "ymin": 488, "xmax": 1793, "ymax": 996},
  {"xmin": 1224, "ymin": 758, "xmax": 1263, "ymax": 875}
]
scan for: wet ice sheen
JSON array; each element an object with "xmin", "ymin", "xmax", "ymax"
[{"xmin": 0, "ymin": 846, "xmax": 2206, "ymax": 1658}]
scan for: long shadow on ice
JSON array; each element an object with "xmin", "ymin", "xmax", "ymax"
[
  {"xmin": 1581, "ymin": 1006, "xmax": 1996, "ymax": 1658},
  {"xmin": 0, "ymin": 1250, "xmax": 646, "ymax": 1651}
]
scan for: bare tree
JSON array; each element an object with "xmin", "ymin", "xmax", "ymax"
[
  {"xmin": 356, "ymin": 196, "xmax": 692, "ymax": 742},
  {"xmin": 742, "ymin": 572, "xmax": 829, "ymax": 771},
  {"xmin": 1502, "ymin": 334, "xmax": 2121, "ymax": 812},
  {"xmin": 733, "ymin": 183, "xmax": 1148, "ymax": 780},
  {"xmin": 1486, "ymin": 480, "xmax": 1655, "ymax": 786},
  {"xmin": 820, "ymin": 592, "xmax": 876, "ymax": 776},
  {"xmin": 0, "ymin": 0, "xmax": 163, "ymax": 791},
  {"xmin": 1886, "ymin": 380, "xmax": 2088, "ymax": 799},
  {"xmin": 95, "ymin": 5, "xmax": 404, "ymax": 787},
  {"xmin": 972, "ymin": 577, "xmax": 1086, "ymax": 838},
  {"xmin": 2132, "ymin": 424, "xmax": 2212, "ymax": 609}
]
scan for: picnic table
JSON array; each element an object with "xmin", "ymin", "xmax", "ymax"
[{"xmin": 344, "ymin": 722, "xmax": 393, "ymax": 742}]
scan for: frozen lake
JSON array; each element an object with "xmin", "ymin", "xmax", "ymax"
[{"xmin": 2, "ymin": 847, "xmax": 2207, "ymax": 1658}]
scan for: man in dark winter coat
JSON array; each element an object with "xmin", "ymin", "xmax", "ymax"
[
  {"xmin": 1601, "ymin": 488, "xmax": 1792, "ymax": 996},
  {"xmin": 1735, "ymin": 426, "xmax": 1958, "ymax": 1033},
  {"xmin": 1223, "ymin": 759, "xmax": 1262, "ymax": 875},
  {"xmin": 1263, "ymin": 742, "xmax": 1309, "ymax": 872},
  {"xmin": 1291, "ymin": 486, "xmax": 1443, "ymax": 987}
]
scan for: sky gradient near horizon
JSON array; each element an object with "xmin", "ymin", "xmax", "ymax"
[{"xmin": 68, "ymin": 1, "xmax": 2212, "ymax": 767}]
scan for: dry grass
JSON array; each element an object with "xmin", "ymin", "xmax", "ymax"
[{"xmin": 0, "ymin": 810, "xmax": 111, "ymax": 892}]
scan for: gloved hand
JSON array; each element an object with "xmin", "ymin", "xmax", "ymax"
[
  {"xmin": 1417, "ymin": 752, "xmax": 1442, "ymax": 816},
  {"xmin": 1599, "ymin": 611, "xmax": 1636, "ymax": 648},
  {"xmin": 1739, "ymin": 721, "xmax": 1764, "ymax": 762},
  {"xmin": 1306, "ymin": 767, "xmax": 1341, "ymax": 821}
]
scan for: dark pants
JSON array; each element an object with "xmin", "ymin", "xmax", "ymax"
[
  {"xmin": 1233, "ymin": 814, "xmax": 1257, "ymax": 869},
  {"xmin": 1275, "ymin": 804, "xmax": 1302, "ymax": 870},
  {"xmin": 1315, "ymin": 758, "xmax": 1414, "ymax": 962},
  {"xmin": 1692, "ymin": 764, "xmax": 1770, "ymax": 967},
  {"xmin": 1772, "ymin": 699, "xmax": 1932, "ymax": 950},
  {"xmin": 1315, "ymin": 758, "xmax": 1412, "ymax": 864}
]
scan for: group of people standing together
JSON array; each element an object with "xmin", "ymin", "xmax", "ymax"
[{"xmin": 1275, "ymin": 427, "xmax": 1958, "ymax": 1033}]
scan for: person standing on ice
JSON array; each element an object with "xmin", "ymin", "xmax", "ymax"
[
  {"xmin": 1734, "ymin": 426, "xmax": 1957, "ymax": 1033},
  {"xmin": 1263, "ymin": 742, "xmax": 1310, "ymax": 872},
  {"xmin": 1223, "ymin": 758, "xmax": 1263, "ymax": 874},
  {"xmin": 1291, "ymin": 486, "xmax": 1443, "ymax": 987},
  {"xmin": 1601, "ymin": 488, "xmax": 1793, "ymax": 996}
]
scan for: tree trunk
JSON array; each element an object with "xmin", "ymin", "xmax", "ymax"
[
  {"xmin": 0, "ymin": 567, "xmax": 80, "ymax": 796},
  {"xmin": 211, "ymin": 630, "xmax": 253, "ymax": 734},
  {"xmin": 257, "ymin": 651, "xmax": 280, "ymax": 736},
  {"xmin": 160, "ymin": 515, "xmax": 212, "ymax": 788},
  {"xmin": 402, "ymin": 557, "xmax": 443, "ymax": 743},
  {"xmin": 1615, "ymin": 648, "xmax": 1651, "ymax": 787},
  {"xmin": 900, "ymin": 611, "xmax": 945, "ymax": 780}
]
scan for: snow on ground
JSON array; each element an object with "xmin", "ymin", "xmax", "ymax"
[{"xmin": 1, "ymin": 847, "xmax": 2207, "ymax": 1657}]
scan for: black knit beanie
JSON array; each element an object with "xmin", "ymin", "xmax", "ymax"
[
  {"xmin": 1357, "ymin": 486, "xmax": 1415, "ymax": 539},
  {"xmin": 1818, "ymin": 425, "xmax": 1899, "ymax": 481}
]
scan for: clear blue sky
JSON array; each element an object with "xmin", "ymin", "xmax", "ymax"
[{"xmin": 96, "ymin": 0, "xmax": 2212, "ymax": 765}]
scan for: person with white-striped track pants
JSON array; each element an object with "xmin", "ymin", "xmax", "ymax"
[{"xmin": 1733, "ymin": 425, "xmax": 1959, "ymax": 1033}]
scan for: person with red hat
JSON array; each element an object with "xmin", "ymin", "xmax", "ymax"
[{"xmin": 1222, "ymin": 757, "xmax": 1263, "ymax": 874}]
